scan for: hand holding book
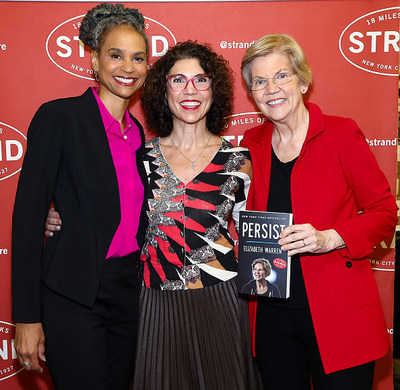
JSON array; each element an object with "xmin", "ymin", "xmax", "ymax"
[{"xmin": 278, "ymin": 223, "xmax": 346, "ymax": 257}]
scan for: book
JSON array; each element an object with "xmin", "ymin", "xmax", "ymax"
[{"xmin": 237, "ymin": 210, "xmax": 293, "ymax": 299}]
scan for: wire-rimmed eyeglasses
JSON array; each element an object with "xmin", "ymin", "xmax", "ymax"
[{"xmin": 250, "ymin": 72, "xmax": 293, "ymax": 91}]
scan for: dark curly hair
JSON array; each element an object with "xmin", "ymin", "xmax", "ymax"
[
  {"xmin": 141, "ymin": 41, "xmax": 234, "ymax": 137},
  {"xmin": 79, "ymin": 3, "xmax": 148, "ymax": 53}
]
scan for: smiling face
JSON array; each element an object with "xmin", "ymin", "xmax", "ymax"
[
  {"xmin": 91, "ymin": 25, "xmax": 147, "ymax": 105},
  {"xmin": 253, "ymin": 263, "xmax": 266, "ymax": 281},
  {"xmin": 250, "ymin": 52, "xmax": 308, "ymax": 128},
  {"xmin": 166, "ymin": 58, "xmax": 213, "ymax": 127}
]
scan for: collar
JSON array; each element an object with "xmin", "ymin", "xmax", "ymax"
[
  {"xmin": 303, "ymin": 101, "xmax": 324, "ymax": 146},
  {"xmin": 91, "ymin": 87, "xmax": 132, "ymax": 134},
  {"xmin": 244, "ymin": 101, "xmax": 325, "ymax": 150}
]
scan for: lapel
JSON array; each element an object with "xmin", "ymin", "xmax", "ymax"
[
  {"xmin": 296, "ymin": 102, "xmax": 325, "ymax": 164},
  {"xmin": 75, "ymin": 88, "xmax": 121, "ymax": 230},
  {"xmin": 244, "ymin": 102, "xmax": 325, "ymax": 212},
  {"xmin": 244, "ymin": 122, "xmax": 273, "ymax": 211},
  {"xmin": 78, "ymin": 88, "xmax": 117, "ymax": 180}
]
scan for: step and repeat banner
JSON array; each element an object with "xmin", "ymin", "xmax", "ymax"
[{"xmin": 0, "ymin": 0, "xmax": 399, "ymax": 389}]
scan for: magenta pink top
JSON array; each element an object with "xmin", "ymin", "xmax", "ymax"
[{"xmin": 92, "ymin": 87, "xmax": 144, "ymax": 258}]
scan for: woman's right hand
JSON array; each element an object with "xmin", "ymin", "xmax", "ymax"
[
  {"xmin": 15, "ymin": 322, "xmax": 46, "ymax": 373},
  {"xmin": 45, "ymin": 207, "xmax": 62, "ymax": 237}
]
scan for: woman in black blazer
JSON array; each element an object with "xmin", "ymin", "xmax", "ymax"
[{"xmin": 12, "ymin": 4, "xmax": 148, "ymax": 389}]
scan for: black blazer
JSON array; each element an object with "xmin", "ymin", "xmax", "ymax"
[{"xmin": 12, "ymin": 88, "xmax": 148, "ymax": 323}]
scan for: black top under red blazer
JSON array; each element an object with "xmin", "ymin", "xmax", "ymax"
[{"xmin": 12, "ymin": 88, "xmax": 148, "ymax": 323}]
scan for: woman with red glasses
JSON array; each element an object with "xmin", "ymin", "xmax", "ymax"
[{"xmin": 133, "ymin": 41, "xmax": 261, "ymax": 389}]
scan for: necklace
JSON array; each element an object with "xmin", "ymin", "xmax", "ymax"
[{"xmin": 169, "ymin": 133, "xmax": 212, "ymax": 170}]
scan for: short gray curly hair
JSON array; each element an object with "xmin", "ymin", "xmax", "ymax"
[{"xmin": 79, "ymin": 3, "xmax": 148, "ymax": 52}]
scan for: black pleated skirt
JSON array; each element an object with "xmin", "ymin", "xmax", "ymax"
[{"xmin": 133, "ymin": 278, "xmax": 262, "ymax": 390}]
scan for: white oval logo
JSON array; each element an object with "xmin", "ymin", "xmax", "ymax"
[
  {"xmin": 0, "ymin": 122, "xmax": 27, "ymax": 182},
  {"xmin": 339, "ymin": 7, "xmax": 400, "ymax": 76},
  {"xmin": 0, "ymin": 321, "xmax": 23, "ymax": 381},
  {"xmin": 224, "ymin": 112, "xmax": 266, "ymax": 145},
  {"xmin": 46, "ymin": 15, "xmax": 177, "ymax": 80}
]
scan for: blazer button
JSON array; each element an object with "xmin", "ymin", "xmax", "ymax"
[{"xmin": 345, "ymin": 261, "xmax": 352, "ymax": 268}]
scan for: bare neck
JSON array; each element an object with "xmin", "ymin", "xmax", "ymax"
[
  {"xmin": 169, "ymin": 120, "xmax": 211, "ymax": 149},
  {"xmin": 98, "ymin": 89, "xmax": 130, "ymax": 132},
  {"xmin": 272, "ymin": 105, "xmax": 309, "ymax": 162}
]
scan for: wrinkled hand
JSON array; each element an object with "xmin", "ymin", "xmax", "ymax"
[
  {"xmin": 278, "ymin": 223, "xmax": 345, "ymax": 257},
  {"xmin": 45, "ymin": 207, "xmax": 62, "ymax": 237},
  {"xmin": 15, "ymin": 323, "xmax": 46, "ymax": 373}
]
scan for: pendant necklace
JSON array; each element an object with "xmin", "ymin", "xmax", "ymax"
[{"xmin": 169, "ymin": 133, "xmax": 212, "ymax": 170}]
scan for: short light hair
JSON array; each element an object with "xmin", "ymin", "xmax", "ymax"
[
  {"xmin": 241, "ymin": 34, "xmax": 312, "ymax": 92},
  {"xmin": 251, "ymin": 258, "xmax": 272, "ymax": 277}
]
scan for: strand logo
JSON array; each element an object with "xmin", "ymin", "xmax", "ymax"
[
  {"xmin": 224, "ymin": 112, "xmax": 266, "ymax": 145},
  {"xmin": 0, "ymin": 122, "xmax": 26, "ymax": 182},
  {"xmin": 370, "ymin": 257, "xmax": 395, "ymax": 271},
  {"xmin": 339, "ymin": 7, "xmax": 400, "ymax": 76},
  {"xmin": 370, "ymin": 233, "xmax": 396, "ymax": 272},
  {"xmin": 0, "ymin": 321, "xmax": 22, "ymax": 381},
  {"xmin": 46, "ymin": 15, "xmax": 176, "ymax": 80},
  {"xmin": 219, "ymin": 40, "xmax": 255, "ymax": 50}
]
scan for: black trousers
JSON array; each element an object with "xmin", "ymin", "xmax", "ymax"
[
  {"xmin": 41, "ymin": 254, "xmax": 140, "ymax": 390},
  {"xmin": 255, "ymin": 303, "xmax": 375, "ymax": 390}
]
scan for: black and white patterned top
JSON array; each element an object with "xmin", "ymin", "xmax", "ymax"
[{"xmin": 140, "ymin": 137, "xmax": 252, "ymax": 290}]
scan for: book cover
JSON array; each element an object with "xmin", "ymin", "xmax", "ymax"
[{"xmin": 237, "ymin": 210, "xmax": 293, "ymax": 299}]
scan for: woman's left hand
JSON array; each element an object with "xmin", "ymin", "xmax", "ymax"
[{"xmin": 278, "ymin": 223, "xmax": 345, "ymax": 257}]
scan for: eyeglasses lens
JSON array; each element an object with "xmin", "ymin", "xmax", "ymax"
[
  {"xmin": 169, "ymin": 75, "xmax": 212, "ymax": 91},
  {"xmin": 250, "ymin": 73, "xmax": 293, "ymax": 91}
]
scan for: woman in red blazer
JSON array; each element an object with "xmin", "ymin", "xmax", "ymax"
[{"xmin": 240, "ymin": 34, "xmax": 397, "ymax": 390}]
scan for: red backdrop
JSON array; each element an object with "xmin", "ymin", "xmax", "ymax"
[{"xmin": 0, "ymin": 1, "xmax": 398, "ymax": 389}]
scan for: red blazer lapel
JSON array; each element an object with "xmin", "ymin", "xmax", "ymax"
[{"xmin": 242, "ymin": 122, "xmax": 273, "ymax": 212}]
